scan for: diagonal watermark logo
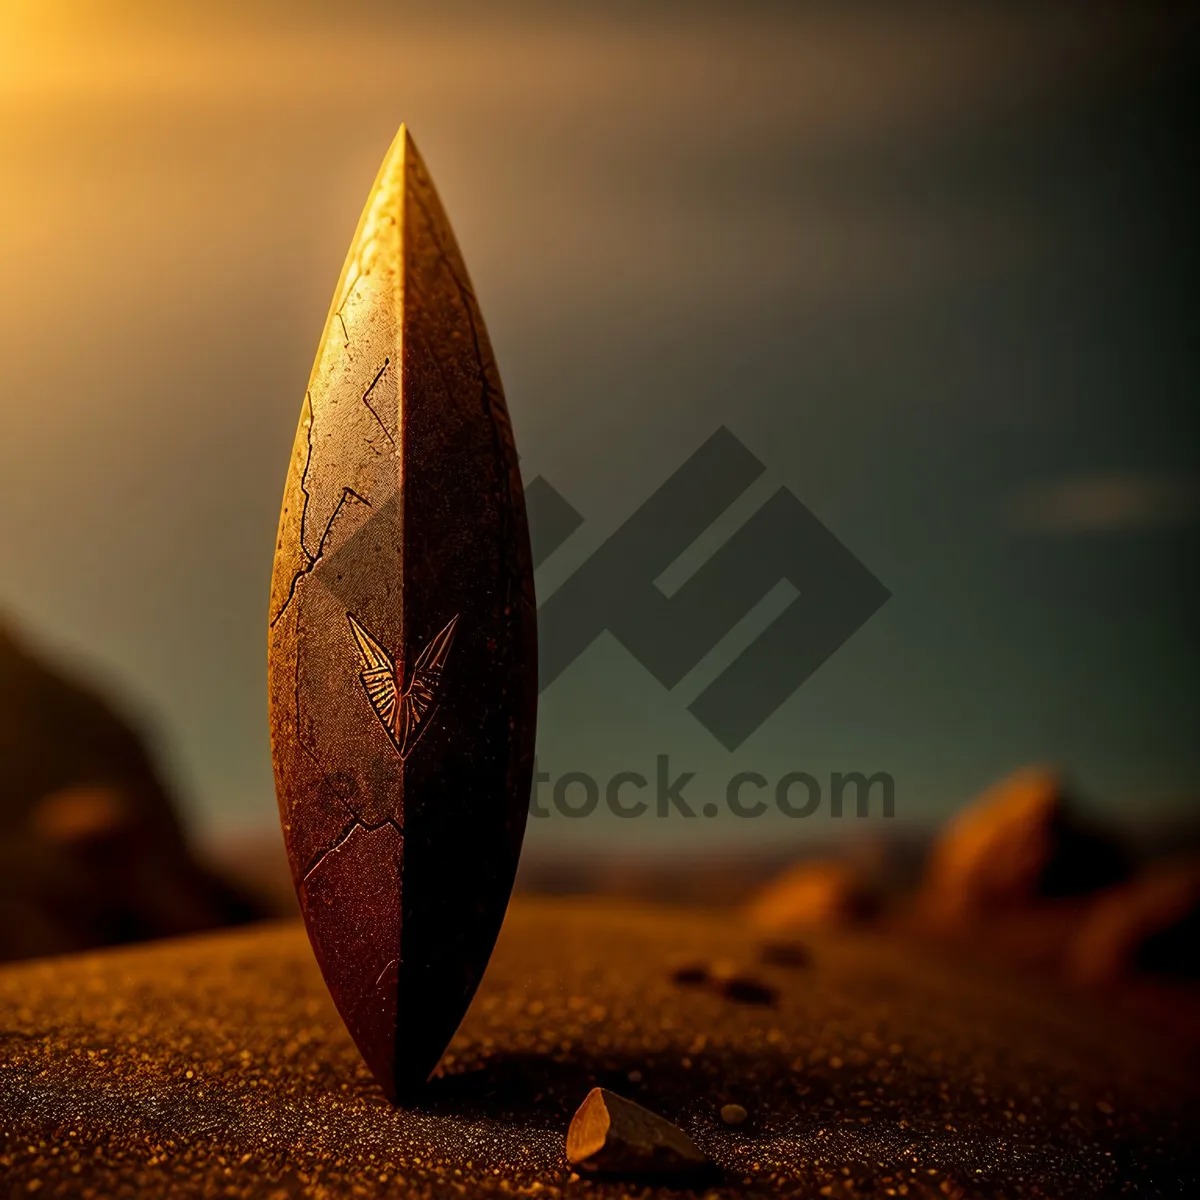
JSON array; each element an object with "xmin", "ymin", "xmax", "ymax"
[{"xmin": 527, "ymin": 427, "xmax": 890, "ymax": 751}]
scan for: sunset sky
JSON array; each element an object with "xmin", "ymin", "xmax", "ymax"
[{"xmin": 1, "ymin": 1, "xmax": 1196, "ymax": 850}]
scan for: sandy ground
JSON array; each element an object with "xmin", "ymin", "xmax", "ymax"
[{"xmin": 1, "ymin": 897, "xmax": 1196, "ymax": 1198}]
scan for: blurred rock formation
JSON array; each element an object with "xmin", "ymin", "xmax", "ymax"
[
  {"xmin": 0, "ymin": 619, "xmax": 264, "ymax": 962},
  {"xmin": 744, "ymin": 859, "xmax": 881, "ymax": 930},
  {"xmin": 917, "ymin": 766, "xmax": 1129, "ymax": 929},
  {"xmin": 1069, "ymin": 855, "xmax": 1200, "ymax": 983}
]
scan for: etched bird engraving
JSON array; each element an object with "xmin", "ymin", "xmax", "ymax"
[{"xmin": 347, "ymin": 613, "xmax": 459, "ymax": 759}]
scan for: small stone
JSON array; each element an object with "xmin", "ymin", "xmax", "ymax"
[
  {"xmin": 720, "ymin": 1103, "xmax": 748, "ymax": 1125},
  {"xmin": 670, "ymin": 962, "xmax": 711, "ymax": 987},
  {"xmin": 566, "ymin": 1087, "xmax": 710, "ymax": 1179},
  {"xmin": 759, "ymin": 940, "xmax": 812, "ymax": 969},
  {"xmin": 718, "ymin": 975, "xmax": 778, "ymax": 1006}
]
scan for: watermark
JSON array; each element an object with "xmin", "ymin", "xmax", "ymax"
[
  {"xmin": 527, "ymin": 427, "xmax": 890, "ymax": 750},
  {"xmin": 529, "ymin": 756, "xmax": 895, "ymax": 819}
]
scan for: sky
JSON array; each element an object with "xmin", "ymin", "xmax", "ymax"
[{"xmin": 1, "ymin": 1, "xmax": 1197, "ymax": 853}]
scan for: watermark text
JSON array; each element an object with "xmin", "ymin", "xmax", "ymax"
[{"xmin": 529, "ymin": 757, "xmax": 894, "ymax": 819}]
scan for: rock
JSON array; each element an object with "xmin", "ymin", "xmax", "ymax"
[
  {"xmin": 566, "ymin": 1087, "xmax": 710, "ymax": 1178},
  {"xmin": 759, "ymin": 939, "xmax": 812, "ymax": 969},
  {"xmin": 0, "ymin": 620, "xmax": 263, "ymax": 962},
  {"xmin": 717, "ymin": 974, "xmax": 777, "ymax": 1006},
  {"xmin": 668, "ymin": 960, "xmax": 777, "ymax": 1005},
  {"xmin": 720, "ymin": 1103, "xmax": 748, "ymax": 1125},
  {"xmin": 1069, "ymin": 856, "xmax": 1200, "ymax": 983},
  {"xmin": 28, "ymin": 784, "xmax": 132, "ymax": 844},
  {"xmin": 918, "ymin": 767, "xmax": 1129, "ymax": 929},
  {"xmin": 670, "ymin": 961, "xmax": 712, "ymax": 987},
  {"xmin": 744, "ymin": 860, "xmax": 880, "ymax": 930}
]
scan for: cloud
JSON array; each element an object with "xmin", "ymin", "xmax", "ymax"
[{"xmin": 1008, "ymin": 475, "xmax": 1200, "ymax": 534}]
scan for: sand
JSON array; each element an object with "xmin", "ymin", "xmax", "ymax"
[{"xmin": 1, "ymin": 897, "xmax": 1196, "ymax": 1197}]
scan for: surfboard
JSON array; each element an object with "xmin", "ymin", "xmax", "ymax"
[{"xmin": 268, "ymin": 126, "xmax": 537, "ymax": 1102}]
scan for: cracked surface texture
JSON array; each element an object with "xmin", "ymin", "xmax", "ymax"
[
  {"xmin": 267, "ymin": 126, "xmax": 537, "ymax": 1101},
  {"xmin": 1, "ymin": 899, "xmax": 1196, "ymax": 1198}
]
